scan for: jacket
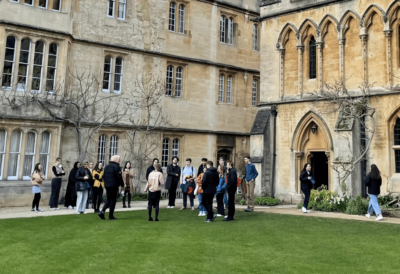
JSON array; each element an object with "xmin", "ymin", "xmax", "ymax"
[
  {"xmin": 146, "ymin": 165, "xmax": 155, "ymax": 181},
  {"xmin": 217, "ymin": 177, "xmax": 226, "ymax": 193},
  {"xmin": 145, "ymin": 171, "xmax": 165, "ymax": 192},
  {"xmin": 32, "ymin": 172, "xmax": 45, "ymax": 186},
  {"xmin": 227, "ymin": 168, "xmax": 238, "ymax": 193},
  {"xmin": 245, "ymin": 162, "xmax": 258, "ymax": 181},
  {"xmin": 103, "ymin": 162, "xmax": 124, "ymax": 188},
  {"xmin": 202, "ymin": 167, "xmax": 219, "ymax": 194},
  {"xmin": 299, "ymin": 170, "xmax": 312, "ymax": 186},
  {"xmin": 68, "ymin": 162, "xmax": 80, "ymax": 186},
  {"xmin": 165, "ymin": 164, "xmax": 181, "ymax": 190},
  {"xmin": 194, "ymin": 173, "xmax": 204, "ymax": 195},
  {"xmin": 92, "ymin": 169, "xmax": 104, "ymax": 188},
  {"xmin": 122, "ymin": 168, "xmax": 135, "ymax": 194},
  {"xmin": 76, "ymin": 167, "xmax": 89, "ymax": 192},
  {"xmin": 51, "ymin": 164, "xmax": 65, "ymax": 180},
  {"xmin": 365, "ymin": 173, "xmax": 382, "ymax": 195}
]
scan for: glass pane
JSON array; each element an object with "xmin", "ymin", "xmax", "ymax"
[
  {"xmin": 396, "ymin": 150, "xmax": 400, "ymax": 173},
  {"xmin": 35, "ymin": 41, "xmax": 44, "ymax": 53},
  {"xmin": 104, "ymin": 64, "xmax": 111, "ymax": 72},
  {"xmin": 0, "ymin": 130, "xmax": 6, "ymax": 152},
  {"xmin": 40, "ymin": 132, "xmax": 50, "ymax": 153},
  {"xmin": 47, "ymin": 68, "xmax": 55, "ymax": 79},
  {"xmin": 32, "ymin": 79, "xmax": 41, "ymax": 90},
  {"xmin": 103, "ymin": 80, "xmax": 109, "ymax": 90},
  {"xmin": 39, "ymin": 154, "xmax": 48, "ymax": 176},
  {"xmin": 114, "ymin": 82, "xmax": 120, "ymax": 91},
  {"xmin": 34, "ymin": 53, "xmax": 43, "ymax": 65},
  {"xmin": 52, "ymin": 0, "xmax": 60, "ymax": 10},
  {"xmin": 18, "ymin": 65, "xmax": 27, "ymax": 76},
  {"xmin": 0, "ymin": 154, "xmax": 3, "ymax": 176},
  {"xmin": 3, "ymin": 62, "xmax": 13, "ymax": 73},
  {"xmin": 20, "ymin": 52, "xmax": 30, "ymax": 63},
  {"xmin": 2, "ymin": 75, "xmax": 12, "ymax": 87},
  {"xmin": 46, "ymin": 80, "xmax": 54, "ymax": 91},
  {"xmin": 116, "ymin": 58, "xmax": 122, "ymax": 65},
  {"xmin": 39, "ymin": 0, "xmax": 47, "ymax": 8},
  {"xmin": 6, "ymin": 36, "xmax": 16, "ymax": 48},
  {"xmin": 5, "ymin": 49, "xmax": 15, "ymax": 61},
  {"xmin": 25, "ymin": 132, "xmax": 36, "ymax": 154},
  {"xmin": 8, "ymin": 154, "xmax": 19, "ymax": 177},
  {"xmin": 114, "ymin": 74, "xmax": 121, "ymax": 83},
  {"xmin": 33, "ymin": 66, "xmax": 42, "ymax": 78},
  {"xmin": 21, "ymin": 39, "xmax": 30, "ymax": 51},
  {"xmin": 48, "ymin": 56, "xmax": 57, "ymax": 67},
  {"xmin": 49, "ymin": 44, "xmax": 58, "ymax": 55},
  {"xmin": 23, "ymin": 155, "xmax": 34, "ymax": 176}
]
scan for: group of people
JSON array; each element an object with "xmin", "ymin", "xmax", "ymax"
[{"xmin": 299, "ymin": 163, "xmax": 384, "ymax": 221}]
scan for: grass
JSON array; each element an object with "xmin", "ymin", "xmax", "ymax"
[{"xmin": 1, "ymin": 210, "xmax": 400, "ymax": 274}]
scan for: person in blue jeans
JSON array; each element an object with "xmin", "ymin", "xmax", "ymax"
[
  {"xmin": 365, "ymin": 164, "xmax": 383, "ymax": 221},
  {"xmin": 180, "ymin": 158, "xmax": 196, "ymax": 210},
  {"xmin": 196, "ymin": 166, "xmax": 207, "ymax": 216},
  {"xmin": 299, "ymin": 163, "xmax": 312, "ymax": 213}
]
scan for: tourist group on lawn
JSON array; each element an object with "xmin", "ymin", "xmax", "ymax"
[{"xmin": 30, "ymin": 154, "xmax": 383, "ymax": 221}]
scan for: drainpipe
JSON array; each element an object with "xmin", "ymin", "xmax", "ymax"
[{"xmin": 271, "ymin": 105, "xmax": 277, "ymax": 198}]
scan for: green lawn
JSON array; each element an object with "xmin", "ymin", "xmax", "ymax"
[{"xmin": 1, "ymin": 210, "xmax": 400, "ymax": 274}]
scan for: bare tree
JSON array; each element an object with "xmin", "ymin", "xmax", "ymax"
[{"xmin": 0, "ymin": 69, "xmax": 132, "ymax": 162}]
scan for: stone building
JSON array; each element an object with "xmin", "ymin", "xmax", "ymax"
[
  {"xmin": 251, "ymin": 0, "xmax": 400, "ymax": 202},
  {"xmin": 0, "ymin": 0, "xmax": 261, "ymax": 206}
]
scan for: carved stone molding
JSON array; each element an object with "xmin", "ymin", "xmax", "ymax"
[
  {"xmin": 295, "ymin": 152, "xmax": 304, "ymax": 159},
  {"xmin": 325, "ymin": 151, "xmax": 330, "ymax": 160}
]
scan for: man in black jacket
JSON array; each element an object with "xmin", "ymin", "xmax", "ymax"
[
  {"xmin": 224, "ymin": 161, "xmax": 238, "ymax": 221},
  {"xmin": 166, "ymin": 156, "xmax": 180, "ymax": 208},
  {"xmin": 98, "ymin": 155, "xmax": 124, "ymax": 220},
  {"xmin": 202, "ymin": 161, "xmax": 219, "ymax": 222},
  {"xmin": 146, "ymin": 158, "xmax": 159, "ymax": 181}
]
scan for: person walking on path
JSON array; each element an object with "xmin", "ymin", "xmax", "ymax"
[
  {"xmin": 98, "ymin": 155, "xmax": 124, "ymax": 220},
  {"xmin": 65, "ymin": 162, "xmax": 80, "ymax": 209},
  {"xmin": 244, "ymin": 156, "xmax": 258, "ymax": 212},
  {"xmin": 365, "ymin": 164, "xmax": 383, "ymax": 221},
  {"xmin": 75, "ymin": 164, "xmax": 90, "ymax": 214},
  {"xmin": 146, "ymin": 158, "xmax": 159, "ymax": 181},
  {"xmin": 195, "ymin": 166, "xmax": 207, "ymax": 216},
  {"xmin": 92, "ymin": 162, "xmax": 104, "ymax": 213},
  {"xmin": 166, "ymin": 156, "xmax": 181, "ymax": 208},
  {"xmin": 122, "ymin": 161, "xmax": 134, "ymax": 208},
  {"xmin": 202, "ymin": 161, "xmax": 219, "ymax": 222},
  {"xmin": 31, "ymin": 163, "xmax": 45, "ymax": 212},
  {"xmin": 224, "ymin": 161, "xmax": 237, "ymax": 221},
  {"xmin": 180, "ymin": 158, "xmax": 196, "ymax": 210},
  {"xmin": 299, "ymin": 164, "xmax": 313, "ymax": 213},
  {"xmin": 144, "ymin": 163, "xmax": 165, "ymax": 221},
  {"xmin": 49, "ymin": 157, "xmax": 65, "ymax": 210},
  {"xmin": 216, "ymin": 163, "xmax": 227, "ymax": 217}
]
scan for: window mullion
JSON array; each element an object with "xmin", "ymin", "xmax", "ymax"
[
  {"xmin": 41, "ymin": 41, "xmax": 50, "ymax": 92},
  {"xmin": 115, "ymin": 0, "xmax": 119, "ymax": 18},
  {"xmin": 16, "ymin": 131, "xmax": 27, "ymax": 180},
  {"xmin": 111, "ymin": 57, "xmax": 116, "ymax": 93},
  {"xmin": 12, "ymin": 38, "xmax": 22, "ymax": 89},
  {"xmin": 26, "ymin": 40, "xmax": 36, "ymax": 93}
]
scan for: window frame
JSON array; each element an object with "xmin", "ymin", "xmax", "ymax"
[
  {"xmin": 107, "ymin": 0, "xmax": 115, "ymax": 18},
  {"xmin": 178, "ymin": 4, "xmax": 185, "ymax": 34},
  {"xmin": 0, "ymin": 129, "xmax": 7, "ymax": 180},
  {"xmin": 7, "ymin": 130, "xmax": 23, "ymax": 180},
  {"xmin": 52, "ymin": 0, "xmax": 62, "ymax": 12},
  {"xmin": 98, "ymin": 135, "xmax": 107, "ymax": 165},
  {"xmin": 114, "ymin": 57, "xmax": 123, "ymax": 94},
  {"xmin": 38, "ymin": 0, "xmax": 48, "ymax": 9},
  {"xmin": 46, "ymin": 43, "xmax": 58, "ymax": 93},
  {"xmin": 175, "ymin": 66, "xmax": 183, "ymax": 98},
  {"xmin": 22, "ymin": 131, "xmax": 37, "ymax": 180},
  {"xmin": 252, "ymin": 79, "xmax": 258, "ymax": 107},
  {"xmin": 172, "ymin": 138, "xmax": 180, "ymax": 158},
  {"xmin": 24, "ymin": 0, "xmax": 34, "ymax": 6},
  {"xmin": 169, "ymin": 2, "xmax": 176, "ymax": 32},
  {"xmin": 226, "ymin": 75, "xmax": 232, "ymax": 103},
  {"xmin": 218, "ymin": 74, "xmax": 225, "ymax": 102},
  {"xmin": 166, "ymin": 65, "xmax": 174, "ymax": 97},
  {"xmin": 309, "ymin": 36, "xmax": 317, "ymax": 80},
  {"xmin": 17, "ymin": 38, "xmax": 31, "ymax": 91},
  {"xmin": 220, "ymin": 16, "xmax": 226, "ymax": 43},
  {"xmin": 118, "ymin": 0, "xmax": 126, "ymax": 20},
  {"xmin": 162, "ymin": 138, "xmax": 170, "ymax": 168},
  {"xmin": 394, "ymin": 117, "xmax": 400, "ymax": 173},
  {"xmin": 39, "ymin": 131, "xmax": 51, "ymax": 179},
  {"xmin": 32, "ymin": 41, "xmax": 45, "ymax": 93},
  {"xmin": 2, "ymin": 36, "xmax": 17, "ymax": 89},
  {"xmin": 253, "ymin": 24, "xmax": 259, "ymax": 51},
  {"xmin": 103, "ymin": 56, "xmax": 113, "ymax": 93},
  {"xmin": 109, "ymin": 135, "xmax": 119, "ymax": 159}
]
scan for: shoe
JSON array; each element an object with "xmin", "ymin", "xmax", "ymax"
[
  {"xmin": 167, "ymin": 206, "xmax": 171, "ymax": 209},
  {"xmin": 191, "ymin": 207, "xmax": 195, "ymax": 211},
  {"xmin": 109, "ymin": 217, "xmax": 117, "ymax": 220},
  {"xmin": 365, "ymin": 213, "xmax": 371, "ymax": 218},
  {"xmin": 128, "ymin": 205, "xmax": 131, "ymax": 208},
  {"xmin": 212, "ymin": 215, "xmax": 217, "ymax": 221},
  {"xmin": 245, "ymin": 208, "xmax": 253, "ymax": 212},
  {"xmin": 306, "ymin": 210, "xmax": 311, "ymax": 213},
  {"xmin": 302, "ymin": 207, "xmax": 307, "ymax": 213},
  {"xmin": 123, "ymin": 205, "xmax": 127, "ymax": 208},
  {"xmin": 170, "ymin": 206, "xmax": 175, "ymax": 209},
  {"xmin": 224, "ymin": 215, "xmax": 228, "ymax": 218},
  {"xmin": 205, "ymin": 219, "xmax": 211, "ymax": 222},
  {"xmin": 76, "ymin": 212, "xmax": 80, "ymax": 214},
  {"xmin": 73, "ymin": 207, "xmax": 76, "ymax": 209},
  {"xmin": 55, "ymin": 207, "xmax": 60, "ymax": 210},
  {"xmin": 31, "ymin": 208, "xmax": 35, "ymax": 212},
  {"xmin": 198, "ymin": 213, "xmax": 203, "ymax": 217},
  {"xmin": 148, "ymin": 217, "xmax": 154, "ymax": 221},
  {"xmin": 216, "ymin": 214, "xmax": 223, "ymax": 217},
  {"xmin": 83, "ymin": 212, "xmax": 87, "ymax": 214},
  {"xmin": 51, "ymin": 208, "xmax": 56, "ymax": 210},
  {"xmin": 37, "ymin": 208, "xmax": 43, "ymax": 212},
  {"xmin": 98, "ymin": 211, "xmax": 105, "ymax": 220},
  {"xmin": 179, "ymin": 207, "xmax": 186, "ymax": 210},
  {"xmin": 68, "ymin": 206, "xmax": 73, "ymax": 209},
  {"xmin": 155, "ymin": 219, "xmax": 159, "ymax": 222},
  {"xmin": 375, "ymin": 214, "xmax": 383, "ymax": 221},
  {"xmin": 223, "ymin": 218, "xmax": 232, "ymax": 221}
]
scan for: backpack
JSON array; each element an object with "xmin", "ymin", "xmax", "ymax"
[{"xmin": 181, "ymin": 166, "xmax": 195, "ymax": 194}]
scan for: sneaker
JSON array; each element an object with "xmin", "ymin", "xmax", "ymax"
[
  {"xmin": 73, "ymin": 207, "xmax": 76, "ymax": 209},
  {"xmin": 179, "ymin": 207, "xmax": 186, "ymax": 210},
  {"xmin": 191, "ymin": 207, "xmax": 195, "ymax": 211},
  {"xmin": 306, "ymin": 210, "xmax": 311, "ymax": 213},
  {"xmin": 37, "ymin": 208, "xmax": 43, "ymax": 212},
  {"xmin": 83, "ymin": 212, "xmax": 87, "ymax": 214},
  {"xmin": 365, "ymin": 213, "xmax": 371, "ymax": 218},
  {"xmin": 170, "ymin": 206, "xmax": 175, "ymax": 209},
  {"xmin": 224, "ymin": 215, "xmax": 228, "ymax": 218},
  {"xmin": 76, "ymin": 212, "xmax": 80, "ymax": 214},
  {"xmin": 167, "ymin": 206, "xmax": 171, "ymax": 209},
  {"xmin": 55, "ymin": 207, "xmax": 60, "ymax": 210},
  {"xmin": 31, "ymin": 208, "xmax": 35, "ymax": 212},
  {"xmin": 198, "ymin": 213, "xmax": 203, "ymax": 217},
  {"xmin": 375, "ymin": 214, "xmax": 383, "ymax": 221},
  {"xmin": 216, "ymin": 214, "xmax": 223, "ymax": 217},
  {"xmin": 68, "ymin": 206, "xmax": 73, "ymax": 209},
  {"xmin": 51, "ymin": 208, "xmax": 56, "ymax": 210},
  {"xmin": 302, "ymin": 207, "xmax": 307, "ymax": 213},
  {"xmin": 204, "ymin": 219, "xmax": 211, "ymax": 222}
]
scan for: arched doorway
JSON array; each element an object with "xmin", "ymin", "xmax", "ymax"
[
  {"xmin": 292, "ymin": 112, "xmax": 333, "ymax": 193},
  {"xmin": 217, "ymin": 149, "xmax": 232, "ymax": 162}
]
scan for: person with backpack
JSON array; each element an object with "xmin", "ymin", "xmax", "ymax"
[
  {"xmin": 180, "ymin": 158, "xmax": 196, "ymax": 211},
  {"xmin": 365, "ymin": 164, "xmax": 383, "ymax": 221}
]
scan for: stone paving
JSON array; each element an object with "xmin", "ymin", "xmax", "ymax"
[{"xmin": 1, "ymin": 200, "xmax": 399, "ymax": 224}]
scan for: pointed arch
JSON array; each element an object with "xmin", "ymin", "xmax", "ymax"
[
  {"xmin": 277, "ymin": 22, "xmax": 298, "ymax": 49},
  {"xmin": 298, "ymin": 18, "xmax": 319, "ymax": 43},
  {"xmin": 339, "ymin": 10, "xmax": 362, "ymax": 36},
  {"xmin": 319, "ymin": 14, "xmax": 339, "ymax": 38},
  {"xmin": 291, "ymin": 110, "xmax": 334, "ymax": 152},
  {"xmin": 387, "ymin": 0, "xmax": 400, "ymax": 28},
  {"xmin": 361, "ymin": 4, "xmax": 387, "ymax": 29}
]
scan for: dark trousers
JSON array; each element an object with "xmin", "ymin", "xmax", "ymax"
[
  {"xmin": 122, "ymin": 192, "xmax": 131, "ymax": 205},
  {"xmin": 227, "ymin": 192, "xmax": 235, "ymax": 218},
  {"xmin": 148, "ymin": 191, "xmax": 161, "ymax": 219},
  {"xmin": 216, "ymin": 193, "xmax": 225, "ymax": 215},
  {"xmin": 32, "ymin": 193, "xmax": 41, "ymax": 209},
  {"xmin": 64, "ymin": 182, "xmax": 76, "ymax": 207},
  {"xmin": 203, "ymin": 193, "xmax": 215, "ymax": 220},
  {"xmin": 183, "ymin": 192, "xmax": 194, "ymax": 208},
  {"xmin": 93, "ymin": 186, "xmax": 103, "ymax": 212},
  {"xmin": 86, "ymin": 186, "xmax": 93, "ymax": 209},
  {"xmin": 168, "ymin": 189, "xmax": 177, "ymax": 206},
  {"xmin": 301, "ymin": 183, "xmax": 311, "ymax": 208},
  {"xmin": 102, "ymin": 186, "xmax": 118, "ymax": 218},
  {"xmin": 49, "ymin": 178, "xmax": 62, "ymax": 208}
]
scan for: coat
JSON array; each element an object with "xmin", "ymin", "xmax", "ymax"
[
  {"xmin": 32, "ymin": 172, "xmax": 45, "ymax": 186},
  {"xmin": 92, "ymin": 169, "xmax": 104, "ymax": 188},
  {"xmin": 165, "ymin": 164, "xmax": 181, "ymax": 190},
  {"xmin": 122, "ymin": 168, "xmax": 135, "ymax": 194},
  {"xmin": 76, "ymin": 167, "xmax": 90, "ymax": 192},
  {"xmin": 227, "ymin": 168, "xmax": 238, "ymax": 193},
  {"xmin": 146, "ymin": 165, "xmax": 155, "ymax": 181},
  {"xmin": 103, "ymin": 161, "xmax": 124, "ymax": 188},
  {"xmin": 365, "ymin": 173, "xmax": 382, "ymax": 195},
  {"xmin": 202, "ymin": 167, "xmax": 219, "ymax": 194},
  {"xmin": 299, "ymin": 170, "xmax": 312, "ymax": 187}
]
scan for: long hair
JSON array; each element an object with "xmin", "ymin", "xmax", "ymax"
[
  {"xmin": 34, "ymin": 163, "xmax": 41, "ymax": 173},
  {"xmin": 94, "ymin": 162, "xmax": 103, "ymax": 172},
  {"xmin": 370, "ymin": 164, "xmax": 381, "ymax": 180},
  {"xmin": 302, "ymin": 163, "xmax": 310, "ymax": 172},
  {"xmin": 124, "ymin": 161, "xmax": 131, "ymax": 170}
]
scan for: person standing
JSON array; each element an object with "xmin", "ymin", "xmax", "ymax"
[
  {"xmin": 166, "ymin": 156, "xmax": 181, "ymax": 208},
  {"xmin": 180, "ymin": 158, "xmax": 196, "ymax": 211},
  {"xmin": 202, "ymin": 161, "xmax": 219, "ymax": 222},
  {"xmin": 65, "ymin": 162, "xmax": 80, "ymax": 209},
  {"xmin": 144, "ymin": 163, "xmax": 165, "ymax": 221},
  {"xmin": 75, "ymin": 164, "xmax": 90, "ymax": 214},
  {"xmin": 299, "ymin": 164, "xmax": 312, "ymax": 213},
  {"xmin": 146, "ymin": 158, "xmax": 159, "ymax": 181},
  {"xmin": 49, "ymin": 157, "xmax": 65, "ymax": 210},
  {"xmin": 365, "ymin": 164, "xmax": 383, "ymax": 221},
  {"xmin": 195, "ymin": 166, "xmax": 207, "ymax": 216},
  {"xmin": 92, "ymin": 162, "xmax": 104, "ymax": 213},
  {"xmin": 216, "ymin": 163, "xmax": 226, "ymax": 217},
  {"xmin": 84, "ymin": 162, "xmax": 94, "ymax": 210},
  {"xmin": 218, "ymin": 158, "xmax": 229, "ymax": 210},
  {"xmin": 244, "ymin": 156, "xmax": 258, "ymax": 212},
  {"xmin": 31, "ymin": 163, "xmax": 45, "ymax": 212},
  {"xmin": 98, "ymin": 155, "xmax": 124, "ymax": 220},
  {"xmin": 122, "ymin": 161, "xmax": 134, "ymax": 208},
  {"xmin": 224, "ymin": 161, "xmax": 237, "ymax": 221},
  {"xmin": 197, "ymin": 158, "xmax": 207, "ymax": 177}
]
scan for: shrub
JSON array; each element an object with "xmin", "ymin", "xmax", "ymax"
[
  {"xmin": 240, "ymin": 199, "xmax": 247, "ymax": 205},
  {"xmin": 297, "ymin": 202, "xmax": 303, "ymax": 209},
  {"xmin": 308, "ymin": 185, "xmax": 338, "ymax": 212},
  {"xmin": 345, "ymin": 195, "xmax": 369, "ymax": 215},
  {"xmin": 254, "ymin": 197, "xmax": 280, "ymax": 206},
  {"xmin": 378, "ymin": 195, "xmax": 394, "ymax": 206}
]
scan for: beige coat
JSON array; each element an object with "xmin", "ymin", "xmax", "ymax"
[
  {"xmin": 122, "ymin": 169, "xmax": 135, "ymax": 194},
  {"xmin": 32, "ymin": 172, "xmax": 45, "ymax": 186}
]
